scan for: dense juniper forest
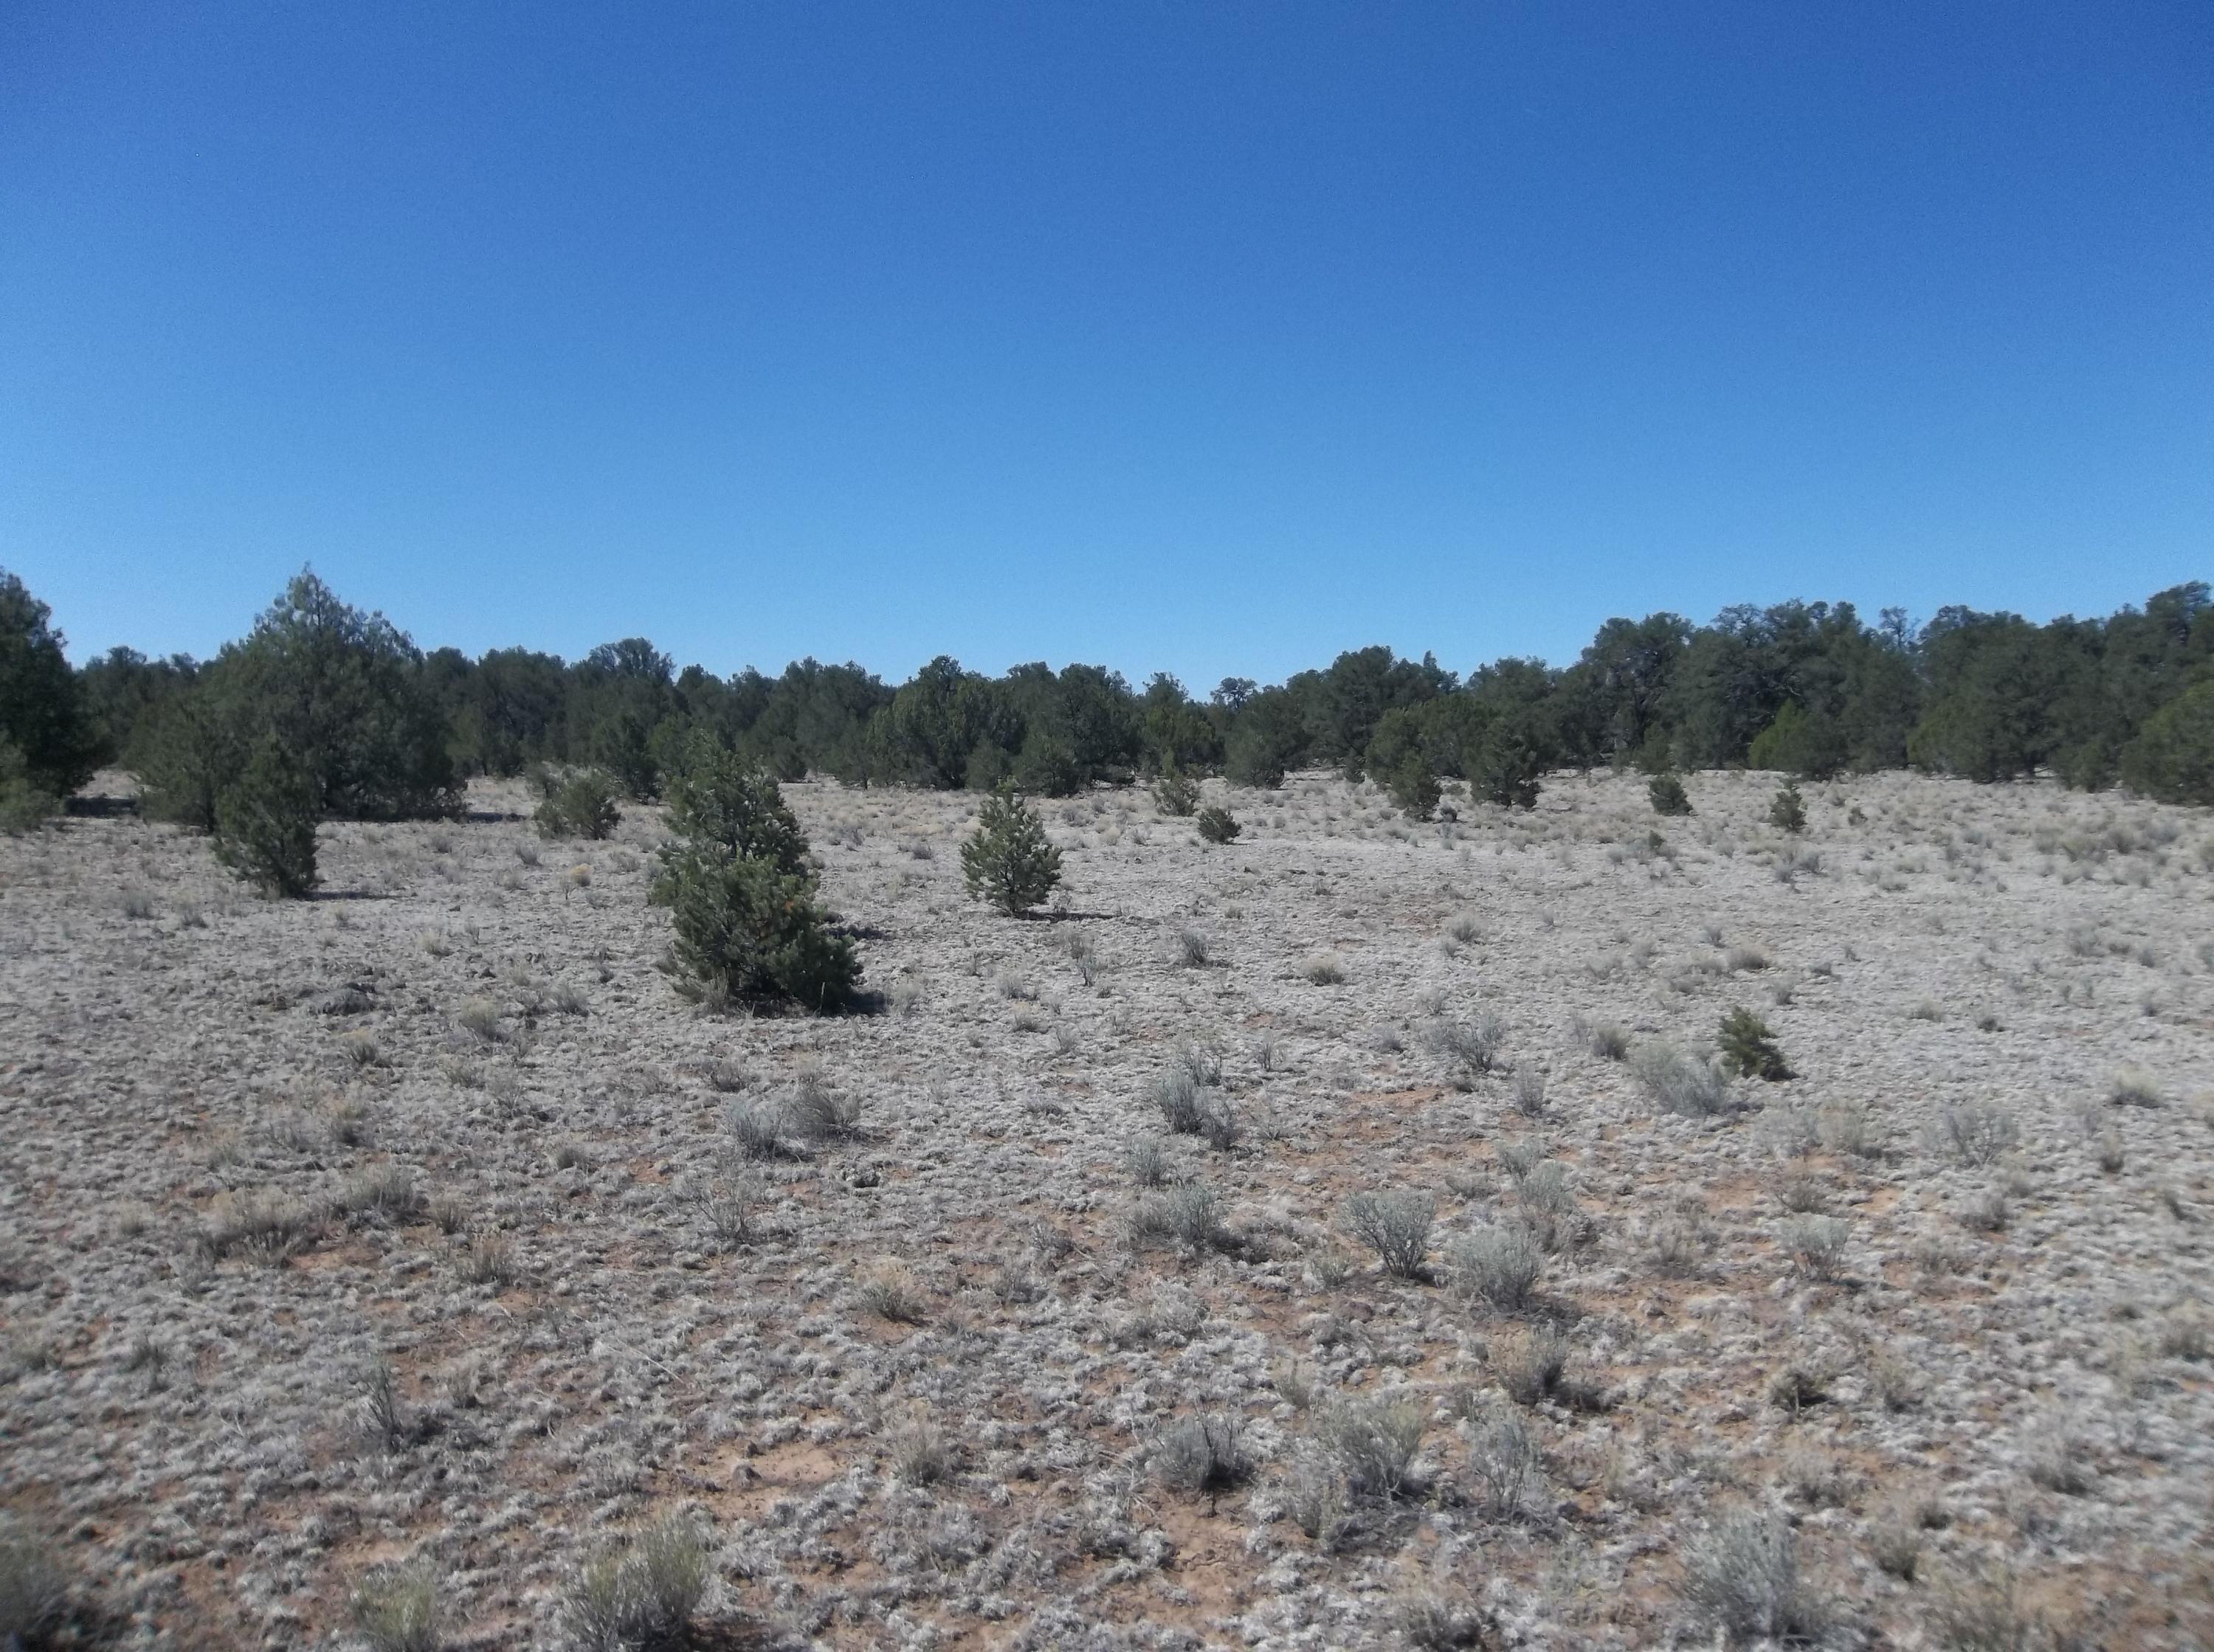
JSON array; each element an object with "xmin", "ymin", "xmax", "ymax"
[{"xmin": 6, "ymin": 568, "xmax": 2210, "ymax": 847}]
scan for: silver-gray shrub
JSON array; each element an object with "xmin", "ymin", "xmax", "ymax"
[
  {"xmin": 1631, "ymin": 1043, "xmax": 1733, "ymax": 1117},
  {"xmin": 1424, "ymin": 1012, "xmax": 1506, "ymax": 1088},
  {"xmin": 1341, "ymin": 1189, "xmax": 1436, "ymax": 1279},
  {"xmin": 1925, "ymin": 1101, "xmax": 2018, "ymax": 1167},
  {"xmin": 1449, "ymin": 1223, "xmax": 1543, "ymax": 1310}
]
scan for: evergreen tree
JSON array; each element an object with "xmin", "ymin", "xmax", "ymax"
[{"xmin": 961, "ymin": 787, "xmax": 1063, "ymax": 914}]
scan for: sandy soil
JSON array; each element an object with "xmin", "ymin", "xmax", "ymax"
[{"xmin": 4, "ymin": 767, "xmax": 2211, "ymax": 1650}]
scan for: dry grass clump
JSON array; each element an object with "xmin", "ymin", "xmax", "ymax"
[
  {"xmin": 1449, "ymin": 1223, "xmax": 1543, "ymax": 1310},
  {"xmin": 1131, "ymin": 1181, "xmax": 1232, "ymax": 1252},
  {"xmin": 855, "ymin": 1261, "xmax": 928, "ymax": 1323},
  {"xmin": 1302, "ymin": 952, "xmax": 1346, "ymax": 985}
]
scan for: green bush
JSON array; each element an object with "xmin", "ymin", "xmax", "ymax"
[
  {"xmin": 1718, "ymin": 1006, "xmax": 1790, "ymax": 1080},
  {"xmin": 659, "ymin": 846, "xmax": 859, "ymax": 1009},
  {"xmin": 1649, "ymin": 774, "xmax": 1694, "ymax": 816},
  {"xmin": 651, "ymin": 748, "xmax": 855, "ymax": 1011},
  {"xmin": 134, "ymin": 695, "xmax": 235, "ymax": 832},
  {"xmin": 1196, "ymin": 805, "xmax": 1241, "ymax": 845},
  {"xmin": 1768, "ymin": 784, "xmax": 1807, "ymax": 834},
  {"xmin": 210, "ymin": 572, "xmax": 461, "ymax": 820},
  {"xmin": 2119, "ymin": 680, "xmax": 2214, "ymax": 806},
  {"xmin": 1470, "ymin": 725, "xmax": 1543, "ymax": 809},
  {"xmin": 1748, "ymin": 702, "xmax": 1847, "ymax": 779},
  {"xmin": 0, "ymin": 568, "xmax": 101, "ymax": 800},
  {"xmin": 1151, "ymin": 760, "xmax": 1201, "ymax": 818},
  {"xmin": 0, "ymin": 739, "xmax": 58, "ymax": 834},
  {"xmin": 532, "ymin": 767, "xmax": 622, "ymax": 840},
  {"xmin": 1387, "ymin": 756, "xmax": 1441, "ymax": 821},
  {"xmin": 659, "ymin": 738, "xmax": 804, "ymax": 868},
  {"xmin": 962, "ymin": 786, "xmax": 1063, "ymax": 914},
  {"xmin": 213, "ymin": 736, "xmax": 320, "ymax": 898}
]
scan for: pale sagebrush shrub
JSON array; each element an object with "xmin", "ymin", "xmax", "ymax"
[
  {"xmin": 1510, "ymin": 1068, "xmax": 1548, "ymax": 1119},
  {"xmin": 856, "ymin": 1263, "xmax": 928, "ymax": 1323},
  {"xmin": 1131, "ymin": 1182, "xmax": 1228, "ymax": 1252},
  {"xmin": 1781, "ymin": 1215, "xmax": 1849, "ymax": 1279},
  {"xmin": 1153, "ymin": 1414, "xmax": 1247, "ymax": 1496},
  {"xmin": 725, "ymin": 1101, "xmax": 789, "ymax": 1161},
  {"xmin": 783, "ymin": 1069, "xmax": 859, "ymax": 1143},
  {"xmin": 1341, "ymin": 1189, "xmax": 1436, "ymax": 1279},
  {"xmin": 1177, "ymin": 927, "xmax": 1211, "ymax": 967},
  {"xmin": 1679, "ymin": 1512, "xmax": 1832, "ymax": 1647},
  {"xmin": 1584, "ymin": 1019, "xmax": 1632, "ymax": 1060},
  {"xmin": 1303, "ymin": 952, "xmax": 1346, "ymax": 985},
  {"xmin": 1425, "ymin": 1012, "xmax": 1506, "ymax": 1088},
  {"xmin": 1314, "ymin": 1394, "xmax": 1425, "ymax": 1499},
  {"xmin": 1494, "ymin": 1325, "xmax": 1570, "ymax": 1406},
  {"xmin": 1927, "ymin": 1102, "xmax": 2018, "ymax": 1167},
  {"xmin": 350, "ymin": 1564, "xmax": 441, "ymax": 1652},
  {"xmin": 2109, "ymin": 1066, "xmax": 2164, "ymax": 1107},
  {"xmin": 887, "ymin": 1408, "xmax": 953, "ymax": 1485},
  {"xmin": 1450, "ymin": 1223, "xmax": 1542, "ymax": 1310},
  {"xmin": 1463, "ymin": 1404, "xmax": 1540, "ymax": 1519},
  {"xmin": 1125, "ymin": 1136, "xmax": 1173, "ymax": 1188},
  {"xmin": 562, "ymin": 1513, "xmax": 710, "ymax": 1652},
  {"xmin": 1632, "ymin": 1043, "xmax": 1732, "ymax": 1117}
]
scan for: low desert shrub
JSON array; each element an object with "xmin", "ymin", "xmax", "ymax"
[
  {"xmin": 1450, "ymin": 1223, "xmax": 1543, "ymax": 1310},
  {"xmin": 1509, "ymin": 1068, "xmax": 1548, "ymax": 1118},
  {"xmin": 1680, "ymin": 1512, "xmax": 1831, "ymax": 1648},
  {"xmin": 1717, "ymin": 1007, "xmax": 1791, "ymax": 1080},
  {"xmin": 1632, "ymin": 1043, "xmax": 1733, "ymax": 1116},
  {"xmin": 1153, "ymin": 1414, "xmax": 1247, "ymax": 1496},
  {"xmin": 350, "ymin": 1564, "xmax": 441, "ymax": 1652},
  {"xmin": 1424, "ymin": 1012, "xmax": 1506, "ymax": 1088},
  {"xmin": 1341, "ymin": 1189, "xmax": 1436, "ymax": 1279},
  {"xmin": 961, "ymin": 786, "xmax": 1063, "ymax": 914},
  {"xmin": 1780, "ymin": 1215, "xmax": 1848, "ymax": 1279},
  {"xmin": 531, "ymin": 766, "xmax": 621, "ymax": 840},
  {"xmin": 1151, "ymin": 761, "xmax": 1200, "ymax": 817},
  {"xmin": 1463, "ymin": 1404, "xmax": 1540, "ymax": 1518},
  {"xmin": 562, "ymin": 1513, "xmax": 711, "ymax": 1652},
  {"xmin": 1131, "ymin": 1182, "xmax": 1229, "ymax": 1251},
  {"xmin": 1196, "ymin": 804, "xmax": 1241, "ymax": 844},
  {"xmin": 1314, "ymin": 1394, "xmax": 1425, "ymax": 1499},
  {"xmin": 1926, "ymin": 1102, "xmax": 2018, "ymax": 1167},
  {"xmin": 1649, "ymin": 773, "xmax": 1694, "ymax": 817}
]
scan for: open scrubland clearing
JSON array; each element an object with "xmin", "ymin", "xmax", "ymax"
[{"xmin": 4, "ymin": 767, "xmax": 2213, "ymax": 1650}]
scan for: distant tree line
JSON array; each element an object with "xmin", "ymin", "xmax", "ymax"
[{"xmin": 4, "ymin": 568, "xmax": 2210, "ymax": 840}]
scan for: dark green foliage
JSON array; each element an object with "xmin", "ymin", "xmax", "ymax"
[
  {"xmin": 2120, "ymin": 680, "xmax": 2214, "ymax": 804},
  {"xmin": 77, "ymin": 646, "xmax": 200, "ymax": 771},
  {"xmin": 1649, "ymin": 774, "xmax": 1694, "ymax": 816},
  {"xmin": 1223, "ymin": 687, "xmax": 1305, "ymax": 789},
  {"xmin": 652, "ymin": 745, "xmax": 857, "ymax": 1010},
  {"xmin": 1748, "ymin": 702, "xmax": 1848, "ymax": 779},
  {"xmin": 209, "ymin": 572, "xmax": 461, "ymax": 820},
  {"xmin": 659, "ymin": 846, "xmax": 859, "ymax": 1010},
  {"xmin": 1717, "ymin": 1007, "xmax": 1790, "ymax": 1080},
  {"xmin": 1196, "ymin": 805, "xmax": 1241, "ymax": 845},
  {"xmin": 1012, "ymin": 730, "xmax": 1082, "ymax": 797},
  {"xmin": 1152, "ymin": 758, "xmax": 1201, "ymax": 817},
  {"xmin": 659, "ymin": 736, "xmax": 806, "ymax": 872},
  {"xmin": 532, "ymin": 767, "xmax": 623, "ymax": 840},
  {"xmin": 0, "ymin": 738, "xmax": 58, "ymax": 834},
  {"xmin": 1387, "ymin": 756, "xmax": 1441, "ymax": 820},
  {"xmin": 213, "ymin": 737, "xmax": 320, "ymax": 898},
  {"xmin": 134, "ymin": 694, "xmax": 235, "ymax": 832},
  {"xmin": 0, "ymin": 568, "xmax": 101, "ymax": 798},
  {"xmin": 1768, "ymin": 784, "xmax": 1807, "ymax": 834},
  {"xmin": 962, "ymin": 786, "xmax": 1063, "ymax": 914},
  {"xmin": 1469, "ymin": 719, "xmax": 1545, "ymax": 809}
]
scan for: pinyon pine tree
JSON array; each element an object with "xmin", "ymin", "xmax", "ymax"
[{"xmin": 962, "ymin": 785, "xmax": 1062, "ymax": 915}]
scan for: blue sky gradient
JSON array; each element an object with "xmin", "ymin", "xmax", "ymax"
[{"xmin": 3, "ymin": 3, "xmax": 2208, "ymax": 684}]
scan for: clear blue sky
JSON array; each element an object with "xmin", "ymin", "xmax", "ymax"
[{"xmin": 3, "ymin": 4, "xmax": 2208, "ymax": 686}]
